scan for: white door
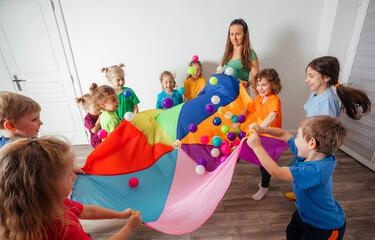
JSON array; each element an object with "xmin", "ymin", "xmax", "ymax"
[{"xmin": 0, "ymin": 0, "xmax": 88, "ymax": 144}]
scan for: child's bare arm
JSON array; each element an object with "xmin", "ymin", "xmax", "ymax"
[
  {"xmin": 80, "ymin": 205, "xmax": 133, "ymax": 220},
  {"xmin": 132, "ymin": 105, "xmax": 139, "ymax": 114},
  {"xmin": 260, "ymin": 112, "xmax": 277, "ymax": 128},
  {"xmin": 247, "ymin": 134, "xmax": 294, "ymax": 182},
  {"xmin": 249, "ymin": 123, "xmax": 293, "ymax": 143},
  {"xmin": 91, "ymin": 116, "xmax": 101, "ymax": 133},
  {"xmin": 107, "ymin": 211, "xmax": 142, "ymax": 240}
]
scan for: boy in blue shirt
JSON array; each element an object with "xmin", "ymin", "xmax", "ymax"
[{"xmin": 247, "ymin": 115, "xmax": 347, "ymax": 239}]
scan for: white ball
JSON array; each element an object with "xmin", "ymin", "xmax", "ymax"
[
  {"xmin": 124, "ymin": 112, "xmax": 134, "ymax": 121},
  {"xmin": 195, "ymin": 165, "xmax": 205, "ymax": 175},
  {"xmin": 211, "ymin": 95, "xmax": 220, "ymax": 105},
  {"xmin": 216, "ymin": 66, "xmax": 224, "ymax": 73},
  {"xmin": 211, "ymin": 148, "xmax": 220, "ymax": 157},
  {"xmin": 225, "ymin": 67, "xmax": 233, "ymax": 75},
  {"xmin": 224, "ymin": 111, "xmax": 233, "ymax": 119}
]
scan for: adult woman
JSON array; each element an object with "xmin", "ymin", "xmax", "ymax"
[{"xmin": 218, "ymin": 18, "xmax": 259, "ymax": 89}]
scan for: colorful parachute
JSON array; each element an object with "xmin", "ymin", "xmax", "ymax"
[{"xmin": 71, "ymin": 74, "xmax": 288, "ymax": 234}]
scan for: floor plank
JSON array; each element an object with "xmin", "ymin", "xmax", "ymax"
[{"xmin": 70, "ymin": 146, "xmax": 375, "ymax": 240}]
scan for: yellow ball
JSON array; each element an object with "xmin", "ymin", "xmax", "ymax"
[
  {"xmin": 230, "ymin": 102, "xmax": 237, "ymax": 109},
  {"xmin": 218, "ymin": 107, "xmax": 226, "ymax": 115}
]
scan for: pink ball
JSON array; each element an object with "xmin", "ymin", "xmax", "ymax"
[
  {"xmin": 128, "ymin": 177, "xmax": 139, "ymax": 188},
  {"xmin": 97, "ymin": 129, "xmax": 108, "ymax": 139},
  {"xmin": 232, "ymin": 139, "xmax": 240, "ymax": 147},
  {"xmin": 221, "ymin": 144, "xmax": 231, "ymax": 155},
  {"xmin": 192, "ymin": 55, "xmax": 199, "ymax": 61},
  {"xmin": 219, "ymin": 155, "xmax": 228, "ymax": 163},
  {"xmin": 200, "ymin": 135, "xmax": 209, "ymax": 144},
  {"xmin": 221, "ymin": 139, "xmax": 229, "ymax": 146}
]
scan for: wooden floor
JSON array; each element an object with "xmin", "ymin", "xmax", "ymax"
[{"xmin": 71, "ymin": 145, "xmax": 375, "ymax": 240}]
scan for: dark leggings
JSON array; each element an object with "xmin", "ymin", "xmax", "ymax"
[{"xmin": 260, "ymin": 166, "xmax": 271, "ymax": 188}]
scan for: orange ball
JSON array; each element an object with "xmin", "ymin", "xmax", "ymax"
[{"xmin": 206, "ymin": 129, "xmax": 213, "ymax": 138}]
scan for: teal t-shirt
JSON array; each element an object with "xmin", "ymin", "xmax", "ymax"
[
  {"xmin": 223, "ymin": 49, "xmax": 257, "ymax": 81},
  {"xmin": 100, "ymin": 111, "xmax": 121, "ymax": 135},
  {"xmin": 156, "ymin": 90, "xmax": 183, "ymax": 110},
  {"xmin": 115, "ymin": 87, "xmax": 140, "ymax": 119}
]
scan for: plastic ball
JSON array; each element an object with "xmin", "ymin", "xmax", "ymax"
[
  {"xmin": 238, "ymin": 115, "xmax": 246, "ymax": 123},
  {"xmin": 221, "ymin": 144, "xmax": 231, "ymax": 155},
  {"xmin": 197, "ymin": 158, "xmax": 207, "ymax": 167},
  {"xmin": 216, "ymin": 66, "xmax": 224, "ymax": 73},
  {"xmin": 212, "ymin": 136, "xmax": 222, "ymax": 147},
  {"xmin": 206, "ymin": 129, "xmax": 213, "ymax": 137},
  {"xmin": 123, "ymin": 89, "xmax": 132, "ymax": 98},
  {"xmin": 227, "ymin": 132, "xmax": 236, "ymax": 141},
  {"xmin": 192, "ymin": 55, "xmax": 199, "ymax": 61},
  {"xmin": 234, "ymin": 127, "xmax": 241, "ymax": 135},
  {"xmin": 221, "ymin": 139, "xmax": 229, "ymax": 146},
  {"xmin": 178, "ymin": 87, "xmax": 186, "ymax": 95},
  {"xmin": 225, "ymin": 67, "xmax": 233, "ymax": 75},
  {"xmin": 211, "ymin": 95, "xmax": 220, "ymax": 105},
  {"xmin": 128, "ymin": 177, "xmax": 139, "ymax": 188},
  {"xmin": 188, "ymin": 66, "xmax": 196, "ymax": 75},
  {"xmin": 195, "ymin": 165, "xmax": 205, "ymax": 175},
  {"xmin": 209, "ymin": 76, "xmax": 218, "ymax": 85},
  {"xmin": 212, "ymin": 117, "xmax": 222, "ymax": 126},
  {"xmin": 238, "ymin": 131, "xmax": 246, "ymax": 139},
  {"xmin": 230, "ymin": 102, "xmax": 237, "ymax": 109},
  {"xmin": 97, "ymin": 129, "xmax": 108, "ymax": 139},
  {"xmin": 189, "ymin": 123, "xmax": 198, "ymax": 133},
  {"xmin": 162, "ymin": 97, "xmax": 174, "ymax": 109},
  {"xmin": 219, "ymin": 155, "xmax": 228, "ymax": 163},
  {"xmin": 231, "ymin": 146, "xmax": 236, "ymax": 152},
  {"xmin": 221, "ymin": 125, "xmax": 229, "ymax": 134},
  {"xmin": 218, "ymin": 107, "xmax": 226, "ymax": 115},
  {"xmin": 231, "ymin": 115, "xmax": 238, "ymax": 123},
  {"xmin": 200, "ymin": 135, "xmax": 209, "ymax": 144},
  {"xmin": 205, "ymin": 103, "xmax": 215, "ymax": 113},
  {"xmin": 211, "ymin": 148, "xmax": 220, "ymax": 157},
  {"xmin": 224, "ymin": 111, "xmax": 233, "ymax": 120},
  {"xmin": 232, "ymin": 139, "xmax": 240, "ymax": 147},
  {"xmin": 124, "ymin": 112, "xmax": 134, "ymax": 121}
]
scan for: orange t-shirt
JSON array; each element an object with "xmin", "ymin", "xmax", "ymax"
[
  {"xmin": 247, "ymin": 94, "xmax": 282, "ymax": 128},
  {"xmin": 183, "ymin": 77, "xmax": 206, "ymax": 101}
]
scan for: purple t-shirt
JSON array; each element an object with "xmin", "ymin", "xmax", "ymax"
[{"xmin": 84, "ymin": 113, "xmax": 101, "ymax": 148}]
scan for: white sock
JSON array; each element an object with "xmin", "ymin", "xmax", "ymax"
[{"xmin": 252, "ymin": 185, "xmax": 268, "ymax": 201}]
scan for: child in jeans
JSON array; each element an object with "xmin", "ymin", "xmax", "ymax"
[{"xmin": 247, "ymin": 115, "xmax": 347, "ymax": 240}]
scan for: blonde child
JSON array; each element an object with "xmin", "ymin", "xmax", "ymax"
[
  {"xmin": 235, "ymin": 68, "xmax": 282, "ymax": 200},
  {"xmin": 76, "ymin": 94, "xmax": 101, "ymax": 148},
  {"xmin": 183, "ymin": 60, "xmax": 206, "ymax": 101},
  {"xmin": 156, "ymin": 71, "xmax": 183, "ymax": 109},
  {"xmin": 285, "ymin": 56, "xmax": 372, "ymax": 200},
  {"xmin": 0, "ymin": 136, "xmax": 142, "ymax": 239},
  {"xmin": 102, "ymin": 64, "xmax": 140, "ymax": 119},
  {"xmin": 90, "ymin": 83, "xmax": 120, "ymax": 136},
  {"xmin": 247, "ymin": 116, "xmax": 347, "ymax": 240},
  {"xmin": 0, "ymin": 91, "xmax": 43, "ymax": 148}
]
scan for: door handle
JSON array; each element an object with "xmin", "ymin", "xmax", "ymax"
[{"xmin": 12, "ymin": 74, "xmax": 26, "ymax": 91}]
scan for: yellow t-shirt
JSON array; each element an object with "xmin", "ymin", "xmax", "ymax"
[{"xmin": 183, "ymin": 77, "xmax": 206, "ymax": 101}]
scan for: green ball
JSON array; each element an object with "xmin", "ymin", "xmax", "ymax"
[
  {"xmin": 221, "ymin": 125, "xmax": 229, "ymax": 134},
  {"xmin": 188, "ymin": 66, "xmax": 196, "ymax": 75},
  {"xmin": 209, "ymin": 76, "xmax": 218, "ymax": 85},
  {"xmin": 234, "ymin": 127, "xmax": 241, "ymax": 135}
]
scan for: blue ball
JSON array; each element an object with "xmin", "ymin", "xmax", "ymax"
[
  {"xmin": 212, "ymin": 136, "xmax": 222, "ymax": 147},
  {"xmin": 178, "ymin": 87, "xmax": 186, "ymax": 95},
  {"xmin": 123, "ymin": 89, "xmax": 132, "ymax": 98},
  {"xmin": 212, "ymin": 117, "xmax": 222, "ymax": 126}
]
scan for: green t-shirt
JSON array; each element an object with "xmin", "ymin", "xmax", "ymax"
[
  {"xmin": 115, "ymin": 87, "xmax": 140, "ymax": 119},
  {"xmin": 223, "ymin": 49, "xmax": 257, "ymax": 81},
  {"xmin": 100, "ymin": 111, "xmax": 121, "ymax": 135}
]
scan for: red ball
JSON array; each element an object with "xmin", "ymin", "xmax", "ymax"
[
  {"xmin": 221, "ymin": 144, "xmax": 231, "ymax": 155},
  {"xmin": 201, "ymin": 135, "xmax": 209, "ymax": 144},
  {"xmin": 128, "ymin": 177, "xmax": 139, "ymax": 188},
  {"xmin": 232, "ymin": 139, "xmax": 240, "ymax": 147}
]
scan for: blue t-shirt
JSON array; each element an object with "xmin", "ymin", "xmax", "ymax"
[
  {"xmin": 156, "ymin": 90, "xmax": 183, "ymax": 110},
  {"xmin": 0, "ymin": 136, "xmax": 10, "ymax": 148},
  {"xmin": 288, "ymin": 137, "xmax": 345, "ymax": 229},
  {"xmin": 304, "ymin": 88, "xmax": 339, "ymax": 118}
]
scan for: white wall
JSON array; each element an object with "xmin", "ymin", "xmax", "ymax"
[{"xmin": 59, "ymin": 0, "xmax": 325, "ymax": 131}]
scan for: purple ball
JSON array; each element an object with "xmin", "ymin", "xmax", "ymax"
[
  {"xmin": 227, "ymin": 132, "xmax": 236, "ymax": 141},
  {"xmin": 162, "ymin": 97, "xmax": 174, "ymax": 109},
  {"xmin": 205, "ymin": 103, "xmax": 215, "ymax": 113},
  {"xmin": 189, "ymin": 123, "xmax": 198, "ymax": 133},
  {"xmin": 238, "ymin": 115, "xmax": 246, "ymax": 123},
  {"xmin": 197, "ymin": 158, "xmax": 207, "ymax": 167},
  {"xmin": 238, "ymin": 131, "xmax": 246, "ymax": 139}
]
